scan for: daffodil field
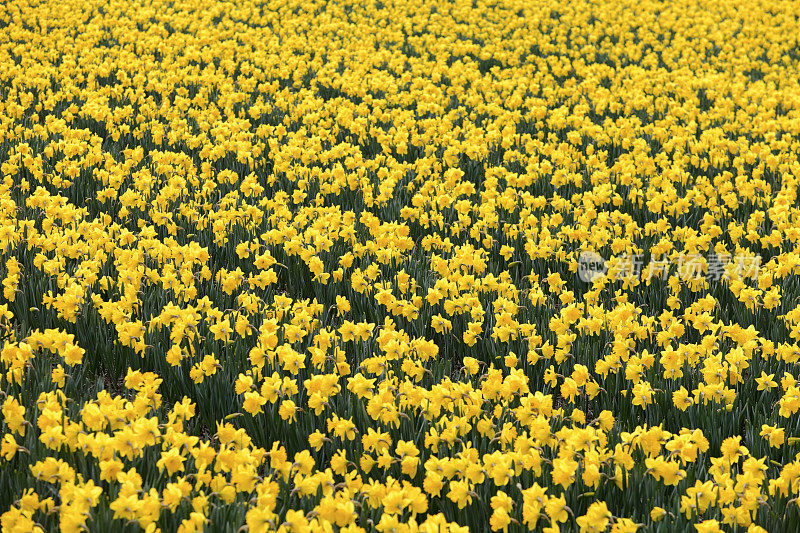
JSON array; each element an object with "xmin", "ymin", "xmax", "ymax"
[{"xmin": 3, "ymin": 0, "xmax": 800, "ymax": 531}]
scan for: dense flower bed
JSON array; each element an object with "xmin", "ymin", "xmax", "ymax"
[{"xmin": 2, "ymin": 0, "xmax": 800, "ymax": 531}]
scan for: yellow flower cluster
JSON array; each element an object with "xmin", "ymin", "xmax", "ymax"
[{"xmin": 1, "ymin": 0, "xmax": 800, "ymax": 531}]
